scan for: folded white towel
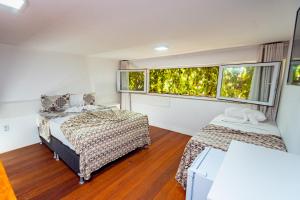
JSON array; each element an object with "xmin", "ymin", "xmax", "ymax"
[
  {"xmin": 221, "ymin": 116, "xmax": 248, "ymax": 124},
  {"xmin": 243, "ymin": 108, "xmax": 266, "ymax": 124},
  {"xmin": 224, "ymin": 107, "xmax": 266, "ymax": 125}
]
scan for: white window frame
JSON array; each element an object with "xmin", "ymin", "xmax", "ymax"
[
  {"xmin": 117, "ymin": 69, "xmax": 147, "ymax": 93},
  {"xmin": 216, "ymin": 62, "xmax": 281, "ymax": 106}
]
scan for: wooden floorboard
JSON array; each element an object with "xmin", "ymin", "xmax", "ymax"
[{"xmin": 0, "ymin": 126, "xmax": 190, "ymax": 200}]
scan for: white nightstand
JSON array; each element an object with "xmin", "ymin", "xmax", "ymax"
[{"xmin": 186, "ymin": 147, "xmax": 225, "ymax": 200}]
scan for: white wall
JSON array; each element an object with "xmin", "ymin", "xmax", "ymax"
[
  {"xmin": 131, "ymin": 94, "xmax": 251, "ymax": 135},
  {"xmin": 277, "ymin": 85, "xmax": 300, "ymax": 154},
  {"xmin": 0, "ymin": 44, "xmax": 91, "ymax": 103},
  {"xmin": 87, "ymin": 57, "xmax": 120, "ymax": 105},
  {"xmin": 0, "ymin": 44, "xmax": 92, "ymax": 153},
  {"xmin": 277, "ymin": 40, "xmax": 300, "ymax": 155},
  {"xmin": 130, "ymin": 45, "xmax": 259, "ymax": 135}
]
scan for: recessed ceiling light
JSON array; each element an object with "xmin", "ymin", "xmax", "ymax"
[
  {"xmin": 154, "ymin": 45, "xmax": 169, "ymax": 52},
  {"xmin": 0, "ymin": 0, "xmax": 25, "ymax": 10}
]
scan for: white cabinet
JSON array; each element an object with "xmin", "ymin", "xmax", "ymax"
[
  {"xmin": 186, "ymin": 147, "xmax": 225, "ymax": 200},
  {"xmin": 207, "ymin": 141, "xmax": 300, "ymax": 200}
]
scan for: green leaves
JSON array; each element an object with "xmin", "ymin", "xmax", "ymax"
[
  {"xmin": 149, "ymin": 67, "xmax": 219, "ymax": 97},
  {"xmin": 127, "ymin": 66, "xmax": 255, "ymax": 99},
  {"xmin": 293, "ymin": 64, "xmax": 300, "ymax": 83},
  {"xmin": 128, "ymin": 71, "xmax": 145, "ymax": 91},
  {"xmin": 221, "ymin": 67, "xmax": 254, "ymax": 99}
]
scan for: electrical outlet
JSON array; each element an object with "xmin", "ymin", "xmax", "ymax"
[{"xmin": 4, "ymin": 125, "xmax": 9, "ymax": 132}]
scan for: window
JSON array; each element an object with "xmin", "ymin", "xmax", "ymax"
[
  {"xmin": 293, "ymin": 64, "xmax": 300, "ymax": 83},
  {"xmin": 288, "ymin": 8, "xmax": 300, "ymax": 86},
  {"xmin": 220, "ymin": 66, "xmax": 255, "ymax": 100},
  {"xmin": 149, "ymin": 66, "xmax": 219, "ymax": 97},
  {"xmin": 289, "ymin": 61, "xmax": 300, "ymax": 85},
  {"xmin": 217, "ymin": 62, "xmax": 281, "ymax": 106},
  {"xmin": 117, "ymin": 69, "xmax": 147, "ymax": 93},
  {"xmin": 116, "ymin": 62, "xmax": 281, "ymax": 105}
]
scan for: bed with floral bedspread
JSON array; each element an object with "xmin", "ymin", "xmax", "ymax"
[
  {"xmin": 175, "ymin": 124, "xmax": 286, "ymax": 189},
  {"xmin": 39, "ymin": 109, "xmax": 151, "ymax": 181}
]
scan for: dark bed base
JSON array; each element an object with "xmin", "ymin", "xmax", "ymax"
[
  {"xmin": 40, "ymin": 136, "xmax": 83, "ymax": 184},
  {"xmin": 40, "ymin": 134, "xmax": 148, "ymax": 185}
]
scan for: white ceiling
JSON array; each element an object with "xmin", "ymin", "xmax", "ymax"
[{"xmin": 0, "ymin": 0, "xmax": 299, "ymax": 59}]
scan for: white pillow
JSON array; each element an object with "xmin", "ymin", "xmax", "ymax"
[
  {"xmin": 224, "ymin": 107, "xmax": 248, "ymax": 122},
  {"xmin": 70, "ymin": 94, "xmax": 84, "ymax": 107}
]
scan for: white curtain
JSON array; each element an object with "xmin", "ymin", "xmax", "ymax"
[
  {"xmin": 120, "ymin": 72, "xmax": 129, "ymax": 90},
  {"xmin": 120, "ymin": 60, "xmax": 131, "ymax": 111},
  {"xmin": 259, "ymin": 66, "xmax": 273, "ymax": 102},
  {"xmin": 249, "ymin": 66, "xmax": 272, "ymax": 102},
  {"xmin": 253, "ymin": 42, "xmax": 288, "ymax": 121},
  {"xmin": 249, "ymin": 68, "xmax": 261, "ymax": 100}
]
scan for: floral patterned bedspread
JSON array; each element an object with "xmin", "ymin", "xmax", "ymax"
[
  {"xmin": 38, "ymin": 112, "xmax": 69, "ymax": 142},
  {"xmin": 60, "ymin": 110, "xmax": 151, "ymax": 180},
  {"xmin": 175, "ymin": 124, "xmax": 286, "ymax": 189}
]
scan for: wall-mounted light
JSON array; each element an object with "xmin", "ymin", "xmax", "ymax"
[
  {"xmin": 0, "ymin": 0, "xmax": 26, "ymax": 10},
  {"xmin": 154, "ymin": 45, "xmax": 169, "ymax": 52}
]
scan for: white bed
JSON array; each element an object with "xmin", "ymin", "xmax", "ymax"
[
  {"xmin": 48, "ymin": 113, "xmax": 281, "ymax": 151},
  {"xmin": 176, "ymin": 114, "xmax": 286, "ymax": 189},
  {"xmin": 210, "ymin": 114, "xmax": 281, "ymax": 137},
  {"xmin": 38, "ymin": 105, "xmax": 151, "ymax": 184}
]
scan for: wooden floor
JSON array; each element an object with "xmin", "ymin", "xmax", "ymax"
[{"xmin": 0, "ymin": 126, "xmax": 190, "ymax": 200}]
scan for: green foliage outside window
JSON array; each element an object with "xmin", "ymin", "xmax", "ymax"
[
  {"xmin": 149, "ymin": 67, "xmax": 219, "ymax": 97},
  {"xmin": 125, "ymin": 66, "xmax": 257, "ymax": 99},
  {"xmin": 128, "ymin": 71, "xmax": 145, "ymax": 91},
  {"xmin": 292, "ymin": 64, "xmax": 300, "ymax": 83},
  {"xmin": 221, "ymin": 67, "xmax": 255, "ymax": 99}
]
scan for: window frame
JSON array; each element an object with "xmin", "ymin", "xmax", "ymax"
[
  {"xmin": 216, "ymin": 62, "xmax": 281, "ymax": 106},
  {"xmin": 117, "ymin": 69, "xmax": 147, "ymax": 93}
]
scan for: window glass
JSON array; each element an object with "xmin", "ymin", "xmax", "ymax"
[
  {"xmin": 288, "ymin": 8, "xmax": 300, "ymax": 86},
  {"xmin": 128, "ymin": 71, "xmax": 145, "ymax": 91},
  {"xmin": 218, "ymin": 62, "xmax": 280, "ymax": 105},
  {"xmin": 149, "ymin": 66, "xmax": 219, "ymax": 97},
  {"xmin": 118, "ymin": 70, "xmax": 146, "ymax": 92},
  {"xmin": 292, "ymin": 64, "xmax": 300, "ymax": 84},
  {"xmin": 221, "ymin": 66, "xmax": 255, "ymax": 100}
]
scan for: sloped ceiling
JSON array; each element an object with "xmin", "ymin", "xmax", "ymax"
[{"xmin": 0, "ymin": 0, "xmax": 299, "ymax": 59}]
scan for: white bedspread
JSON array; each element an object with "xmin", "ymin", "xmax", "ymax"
[{"xmin": 210, "ymin": 114, "xmax": 281, "ymax": 137}]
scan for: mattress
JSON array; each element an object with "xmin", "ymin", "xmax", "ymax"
[{"xmin": 210, "ymin": 114, "xmax": 281, "ymax": 137}]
